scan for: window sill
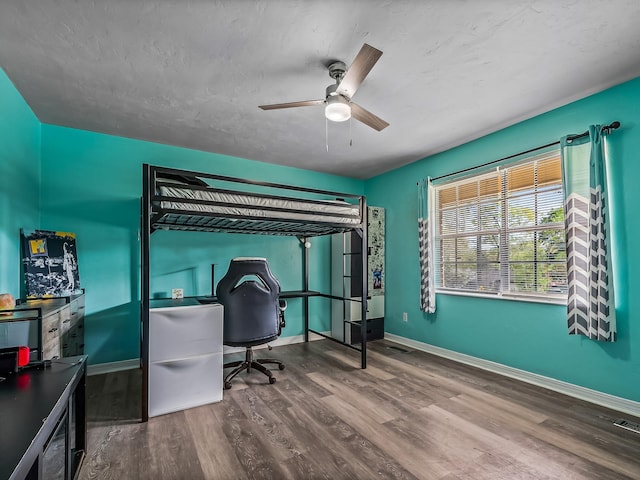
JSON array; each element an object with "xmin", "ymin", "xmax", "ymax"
[{"xmin": 435, "ymin": 289, "xmax": 567, "ymax": 306}]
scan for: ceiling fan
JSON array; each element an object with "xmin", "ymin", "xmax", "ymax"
[{"xmin": 259, "ymin": 43, "xmax": 389, "ymax": 131}]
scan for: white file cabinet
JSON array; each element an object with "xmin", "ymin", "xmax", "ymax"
[{"xmin": 149, "ymin": 303, "xmax": 223, "ymax": 417}]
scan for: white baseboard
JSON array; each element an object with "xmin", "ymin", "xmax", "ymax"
[
  {"xmin": 384, "ymin": 333, "xmax": 640, "ymax": 418},
  {"xmin": 223, "ymin": 331, "xmax": 326, "ymax": 354},
  {"xmin": 87, "ymin": 358, "xmax": 140, "ymax": 376}
]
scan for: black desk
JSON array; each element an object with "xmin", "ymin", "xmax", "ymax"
[
  {"xmin": 149, "ymin": 290, "xmax": 326, "ymax": 308},
  {"xmin": 0, "ymin": 356, "xmax": 87, "ymax": 480},
  {"xmin": 200, "ymin": 290, "xmax": 325, "ymax": 303}
]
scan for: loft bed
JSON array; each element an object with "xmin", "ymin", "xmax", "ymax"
[{"xmin": 140, "ymin": 164, "xmax": 369, "ymax": 421}]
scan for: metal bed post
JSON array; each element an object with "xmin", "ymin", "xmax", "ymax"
[
  {"xmin": 140, "ymin": 163, "xmax": 151, "ymax": 422},
  {"xmin": 303, "ymin": 237, "xmax": 309, "ymax": 342},
  {"xmin": 360, "ymin": 198, "xmax": 368, "ymax": 369}
]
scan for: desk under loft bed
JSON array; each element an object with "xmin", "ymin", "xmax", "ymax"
[{"xmin": 140, "ymin": 164, "xmax": 368, "ymax": 421}]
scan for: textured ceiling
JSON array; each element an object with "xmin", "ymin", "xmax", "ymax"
[{"xmin": 1, "ymin": 1, "xmax": 640, "ymax": 179}]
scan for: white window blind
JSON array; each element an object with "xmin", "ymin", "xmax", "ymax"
[{"xmin": 434, "ymin": 150, "xmax": 567, "ymax": 300}]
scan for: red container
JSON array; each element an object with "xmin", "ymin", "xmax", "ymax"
[{"xmin": 17, "ymin": 346, "xmax": 30, "ymax": 367}]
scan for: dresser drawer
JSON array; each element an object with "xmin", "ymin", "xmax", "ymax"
[
  {"xmin": 149, "ymin": 304, "xmax": 223, "ymax": 362},
  {"xmin": 149, "ymin": 352, "xmax": 223, "ymax": 417},
  {"xmin": 60, "ymin": 306, "xmax": 72, "ymax": 334},
  {"xmin": 349, "ymin": 316, "xmax": 384, "ymax": 345},
  {"xmin": 43, "ymin": 341, "xmax": 60, "ymax": 360},
  {"xmin": 42, "ymin": 311, "xmax": 62, "ymax": 360},
  {"xmin": 69, "ymin": 296, "xmax": 85, "ymax": 327}
]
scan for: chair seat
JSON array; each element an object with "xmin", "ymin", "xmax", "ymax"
[{"xmin": 224, "ymin": 334, "xmax": 278, "ymax": 348}]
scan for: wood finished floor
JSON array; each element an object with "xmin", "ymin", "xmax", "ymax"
[{"xmin": 80, "ymin": 339, "xmax": 640, "ymax": 480}]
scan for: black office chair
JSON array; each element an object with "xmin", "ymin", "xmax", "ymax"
[{"xmin": 216, "ymin": 257, "xmax": 286, "ymax": 389}]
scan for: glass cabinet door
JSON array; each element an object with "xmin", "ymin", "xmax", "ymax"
[{"xmin": 41, "ymin": 413, "xmax": 67, "ymax": 480}]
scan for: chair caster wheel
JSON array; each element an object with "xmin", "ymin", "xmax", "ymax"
[
  {"xmin": 278, "ymin": 364, "xmax": 285, "ymax": 370},
  {"xmin": 224, "ymin": 381, "xmax": 232, "ymax": 390},
  {"xmin": 269, "ymin": 377, "xmax": 276, "ymax": 384}
]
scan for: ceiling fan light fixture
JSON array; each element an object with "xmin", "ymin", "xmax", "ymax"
[{"xmin": 325, "ymin": 95, "xmax": 351, "ymax": 122}]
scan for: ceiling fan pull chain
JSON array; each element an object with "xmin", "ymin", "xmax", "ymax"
[
  {"xmin": 325, "ymin": 116, "xmax": 329, "ymax": 152},
  {"xmin": 350, "ymin": 116, "xmax": 353, "ymax": 147}
]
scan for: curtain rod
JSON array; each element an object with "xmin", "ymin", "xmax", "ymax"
[{"xmin": 424, "ymin": 121, "xmax": 620, "ymax": 184}]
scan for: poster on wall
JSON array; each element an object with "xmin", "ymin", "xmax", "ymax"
[
  {"xmin": 21, "ymin": 229, "xmax": 82, "ymax": 298},
  {"xmin": 368, "ymin": 206, "xmax": 385, "ymax": 296}
]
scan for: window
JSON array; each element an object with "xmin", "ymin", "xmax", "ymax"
[{"xmin": 434, "ymin": 150, "xmax": 567, "ymax": 301}]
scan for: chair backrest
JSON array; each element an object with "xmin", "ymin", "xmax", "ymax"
[{"xmin": 216, "ymin": 257, "xmax": 281, "ymax": 347}]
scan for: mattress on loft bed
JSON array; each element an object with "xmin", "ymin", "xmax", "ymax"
[{"xmin": 158, "ymin": 185, "xmax": 361, "ymax": 225}]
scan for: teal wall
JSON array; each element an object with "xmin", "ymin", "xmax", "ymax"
[
  {"xmin": 39, "ymin": 125, "xmax": 363, "ymax": 365},
  {"xmin": 366, "ymin": 76, "xmax": 640, "ymax": 402},
  {"xmin": 3, "ymin": 60, "xmax": 638, "ymax": 402},
  {"xmin": 0, "ymin": 68, "xmax": 41, "ymax": 296}
]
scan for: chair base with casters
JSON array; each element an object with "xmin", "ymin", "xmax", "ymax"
[
  {"xmin": 222, "ymin": 298, "xmax": 287, "ymax": 390},
  {"xmin": 223, "ymin": 346, "xmax": 285, "ymax": 389}
]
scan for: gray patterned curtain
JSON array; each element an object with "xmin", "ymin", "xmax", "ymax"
[
  {"xmin": 418, "ymin": 178, "xmax": 436, "ymax": 313},
  {"xmin": 561, "ymin": 125, "xmax": 616, "ymax": 341}
]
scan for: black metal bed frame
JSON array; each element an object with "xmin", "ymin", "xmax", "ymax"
[{"xmin": 140, "ymin": 164, "xmax": 368, "ymax": 422}]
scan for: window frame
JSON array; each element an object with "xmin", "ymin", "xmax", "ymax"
[{"xmin": 433, "ymin": 149, "xmax": 567, "ymax": 305}]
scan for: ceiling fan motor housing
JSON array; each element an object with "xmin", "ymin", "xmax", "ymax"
[
  {"xmin": 326, "ymin": 83, "xmax": 339, "ymax": 98},
  {"xmin": 328, "ymin": 61, "xmax": 347, "ymax": 82}
]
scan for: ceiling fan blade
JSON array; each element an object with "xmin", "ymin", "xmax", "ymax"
[
  {"xmin": 336, "ymin": 43, "xmax": 383, "ymax": 99},
  {"xmin": 259, "ymin": 99, "xmax": 324, "ymax": 110},
  {"xmin": 351, "ymin": 103, "xmax": 389, "ymax": 131}
]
